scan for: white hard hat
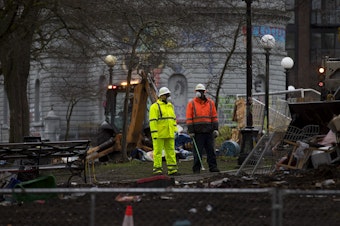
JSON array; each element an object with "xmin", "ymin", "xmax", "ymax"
[
  {"xmin": 158, "ymin": 87, "xmax": 171, "ymax": 97},
  {"xmin": 195, "ymin": 83, "xmax": 206, "ymax": 91}
]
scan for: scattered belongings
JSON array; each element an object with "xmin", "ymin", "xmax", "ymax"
[
  {"xmin": 13, "ymin": 175, "xmax": 57, "ymax": 203},
  {"xmin": 115, "ymin": 193, "xmax": 141, "ymax": 202}
]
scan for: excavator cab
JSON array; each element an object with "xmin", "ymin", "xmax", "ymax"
[{"xmin": 105, "ymin": 84, "xmax": 137, "ymax": 133}]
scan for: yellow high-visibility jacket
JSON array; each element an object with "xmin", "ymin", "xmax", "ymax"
[{"xmin": 149, "ymin": 99, "xmax": 177, "ymax": 139}]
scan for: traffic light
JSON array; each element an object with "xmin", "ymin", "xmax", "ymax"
[
  {"xmin": 318, "ymin": 66, "xmax": 325, "ymax": 74},
  {"xmin": 317, "ymin": 66, "xmax": 326, "ymax": 87},
  {"xmin": 317, "ymin": 80, "xmax": 325, "ymax": 87}
]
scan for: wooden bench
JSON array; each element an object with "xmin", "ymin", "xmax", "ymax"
[{"xmin": 0, "ymin": 140, "xmax": 90, "ymax": 186}]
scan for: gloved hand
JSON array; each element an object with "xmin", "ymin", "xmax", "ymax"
[
  {"xmin": 213, "ymin": 130, "xmax": 219, "ymax": 138},
  {"xmin": 188, "ymin": 133, "xmax": 195, "ymax": 138}
]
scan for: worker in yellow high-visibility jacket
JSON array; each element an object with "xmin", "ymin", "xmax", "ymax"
[{"xmin": 149, "ymin": 87, "xmax": 179, "ymax": 176}]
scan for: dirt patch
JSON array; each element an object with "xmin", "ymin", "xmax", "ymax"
[{"xmin": 1, "ymin": 163, "xmax": 340, "ymax": 225}]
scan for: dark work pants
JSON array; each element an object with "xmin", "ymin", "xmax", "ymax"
[{"xmin": 192, "ymin": 133, "xmax": 218, "ymax": 172}]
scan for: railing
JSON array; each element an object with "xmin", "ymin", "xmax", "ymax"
[
  {"xmin": 232, "ymin": 88, "xmax": 321, "ymax": 131},
  {"xmin": 236, "ymin": 88, "xmax": 321, "ymax": 99}
]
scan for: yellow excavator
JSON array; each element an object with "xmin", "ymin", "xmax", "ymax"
[{"xmin": 86, "ymin": 71, "xmax": 158, "ymax": 161}]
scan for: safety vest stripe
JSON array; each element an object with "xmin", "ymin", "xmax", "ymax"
[
  {"xmin": 156, "ymin": 103, "xmax": 176, "ymax": 121},
  {"xmin": 187, "ymin": 117, "xmax": 217, "ymax": 122},
  {"xmin": 157, "ymin": 103, "xmax": 163, "ymax": 118},
  {"xmin": 158, "ymin": 117, "xmax": 176, "ymax": 120},
  {"xmin": 192, "ymin": 116, "xmax": 213, "ymax": 119},
  {"xmin": 187, "ymin": 121, "xmax": 214, "ymax": 125}
]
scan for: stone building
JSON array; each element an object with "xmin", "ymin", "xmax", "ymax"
[{"xmin": 0, "ymin": 1, "xmax": 291, "ymax": 142}]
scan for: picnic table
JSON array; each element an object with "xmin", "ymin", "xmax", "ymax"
[{"xmin": 0, "ymin": 139, "xmax": 90, "ymax": 185}]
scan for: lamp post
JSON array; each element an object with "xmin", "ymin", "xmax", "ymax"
[
  {"xmin": 260, "ymin": 34, "xmax": 275, "ymax": 133},
  {"xmin": 281, "ymin": 57, "xmax": 294, "ymax": 99},
  {"xmin": 244, "ymin": 0, "xmax": 253, "ymax": 128},
  {"xmin": 104, "ymin": 55, "xmax": 117, "ymax": 127},
  {"xmin": 104, "ymin": 55, "xmax": 117, "ymax": 84},
  {"xmin": 238, "ymin": 0, "xmax": 257, "ymax": 166}
]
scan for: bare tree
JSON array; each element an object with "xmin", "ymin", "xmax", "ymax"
[
  {"xmin": 0, "ymin": 1, "xmax": 41, "ymax": 142},
  {"xmin": 207, "ymin": 20, "xmax": 243, "ymax": 110},
  {"xmin": 50, "ymin": 61, "xmax": 103, "ymax": 141},
  {"xmin": 1, "ymin": 0, "xmax": 254, "ymax": 163},
  {"xmin": 0, "ymin": 0, "xmax": 107, "ymax": 142}
]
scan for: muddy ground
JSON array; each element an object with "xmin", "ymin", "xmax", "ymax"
[{"xmin": 1, "ymin": 161, "xmax": 340, "ymax": 226}]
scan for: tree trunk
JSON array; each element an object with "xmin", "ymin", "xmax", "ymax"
[
  {"xmin": 0, "ymin": 33, "xmax": 37, "ymax": 143},
  {"xmin": 0, "ymin": 40, "xmax": 32, "ymax": 142},
  {"xmin": 64, "ymin": 100, "xmax": 77, "ymax": 141},
  {"xmin": 215, "ymin": 22, "xmax": 241, "ymax": 110},
  {"xmin": 0, "ymin": 1, "xmax": 39, "ymax": 142}
]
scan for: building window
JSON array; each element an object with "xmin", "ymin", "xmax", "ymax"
[
  {"xmin": 311, "ymin": 0, "xmax": 340, "ymax": 25},
  {"xmin": 254, "ymin": 74, "xmax": 265, "ymax": 93},
  {"xmin": 285, "ymin": 0, "xmax": 295, "ymax": 24},
  {"xmin": 168, "ymin": 74, "xmax": 187, "ymax": 124},
  {"xmin": 311, "ymin": 31, "xmax": 340, "ymax": 62},
  {"xmin": 34, "ymin": 79, "xmax": 41, "ymax": 122},
  {"xmin": 311, "ymin": 32, "xmax": 322, "ymax": 49},
  {"xmin": 286, "ymin": 0, "xmax": 295, "ymax": 10},
  {"xmin": 3, "ymin": 90, "xmax": 8, "ymax": 126}
]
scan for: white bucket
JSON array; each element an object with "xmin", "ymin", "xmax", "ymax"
[{"xmin": 311, "ymin": 150, "xmax": 331, "ymax": 169}]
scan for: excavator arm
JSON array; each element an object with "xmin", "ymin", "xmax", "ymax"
[{"xmin": 87, "ymin": 70, "xmax": 157, "ymax": 161}]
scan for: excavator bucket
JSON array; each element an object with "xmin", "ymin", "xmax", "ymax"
[{"xmin": 288, "ymin": 101, "xmax": 340, "ymax": 134}]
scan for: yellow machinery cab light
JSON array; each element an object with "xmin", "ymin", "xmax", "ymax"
[
  {"xmin": 108, "ymin": 85, "xmax": 117, "ymax": 89},
  {"xmin": 121, "ymin": 79, "xmax": 140, "ymax": 86}
]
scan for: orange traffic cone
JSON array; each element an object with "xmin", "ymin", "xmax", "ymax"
[{"xmin": 122, "ymin": 205, "xmax": 134, "ymax": 226}]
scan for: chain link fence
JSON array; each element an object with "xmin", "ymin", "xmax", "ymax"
[{"xmin": 1, "ymin": 187, "xmax": 339, "ymax": 226}]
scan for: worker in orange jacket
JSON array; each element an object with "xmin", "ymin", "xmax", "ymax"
[{"xmin": 186, "ymin": 84, "xmax": 220, "ymax": 174}]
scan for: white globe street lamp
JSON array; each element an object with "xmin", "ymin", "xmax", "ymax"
[
  {"xmin": 261, "ymin": 34, "xmax": 276, "ymax": 50},
  {"xmin": 104, "ymin": 55, "xmax": 117, "ymax": 84},
  {"xmin": 281, "ymin": 57, "xmax": 294, "ymax": 96},
  {"xmin": 288, "ymin": 85, "xmax": 295, "ymax": 91},
  {"xmin": 281, "ymin": 57, "xmax": 294, "ymax": 70},
  {"xmin": 104, "ymin": 55, "xmax": 117, "ymax": 127},
  {"xmin": 260, "ymin": 34, "xmax": 275, "ymax": 133}
]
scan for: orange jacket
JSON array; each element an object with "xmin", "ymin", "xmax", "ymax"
[{"xmin": 186, "ymin": 97, "xmax": 218, "ymax": 134}]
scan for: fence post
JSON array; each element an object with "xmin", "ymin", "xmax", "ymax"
[
  {"xmin": 90, "ymin": 193, "xmax": 96, "ymax": 226},
  {"xmin": 271, "ymin": 188, "xmax": 283, "ymax": 226}
]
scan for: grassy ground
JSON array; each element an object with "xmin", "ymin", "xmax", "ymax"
[
  {"xmin": 85, "ymin": 155, "xmax": 240, "ymax": 183},
  {"xmin": 46, "ymin": 155, "xmax": 241, "ymax": 186}
]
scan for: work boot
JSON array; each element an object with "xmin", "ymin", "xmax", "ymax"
[
  {"xmin": 169, "ymin": 172, "xmax": 181, "ymax": 176},
  {"xmin": 209, "ymin": 168, "xmax": 220, "ymax": 173},
  {"xmin": 153, "ymin": 169, "xmax": 163, "ymax": 175}
]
